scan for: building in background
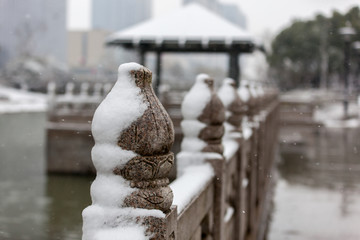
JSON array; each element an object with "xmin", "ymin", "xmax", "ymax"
[
  {"xmin": 66, "ymin": 0, "xmax": 153, "ymax": 75},
  {"xmin": 0, "ymin": 0, "xmax": 66, "ymax": 68},
  {"xmin": 218, "ymin": 3, "xmax": 247, "ymax": 29},
  {"xmin": 92, "ymin": 0, "xmax": 152, "ymax": 32},
  {"xmin": 182, "ymin": 0, "xmax": 247, "ymax": 29},
  {"xmin": 183, "ymin": 0, "xmax": 218, "ymax": 12},
  {"xmin": 68, "ymin": 30, "xmax": 110, "ymax": 70}
]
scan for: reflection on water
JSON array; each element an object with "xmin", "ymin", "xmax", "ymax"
[
  {"xmin": 0, "ymin": 113, "xmax": 93, "ymax": 240},
  {"xmin": 268, "ymin": 126, "xmax": 360, "ymax": 240}
]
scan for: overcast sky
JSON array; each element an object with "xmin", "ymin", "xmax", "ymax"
[{"xmin": 67, "ymin": 0, "xmax": 359, "ymax": 36}]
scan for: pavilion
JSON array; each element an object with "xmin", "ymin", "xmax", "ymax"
[{"xmin": 106, "ymin": 3, "xmax": 257, "ymax": 91}]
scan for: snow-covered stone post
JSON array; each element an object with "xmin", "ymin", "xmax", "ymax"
[
  {"xmin": 237, "ymin": 80, "xmax": 259, "ymax": 235},
  {"xmin": 253, "ymin": 82, "xmax": 267, "ymax": 214},
  {"xmin": 103, "ymin": 82, "xmax": 113, "ymax": 96},
  {"xmin": 92, "ymin": 83, "xmax": 103, "ymax": 97},
  {"xmin": 218, "ymin": 78, "xmax": 246, "ymax": 239},
  {"xmin": 177, "ymin": 74, "xmax": 225, "ymax": 171},
  {"xmin": 237, "ymin": 80, "xmax": 251, "ymax": 131},
  {"xmin": 65, "ymin": 82, "xmax": 75, "ymax": 97},
  {"xmin": 64, "ymin": 82, "xmax": 75, "ymax": 110},
  {"xmin": 82, "ymin": 63, "xmax": 177, "ymax": 240},
  {"xmin": 80, "ymin": 82, "xmax": 90, "ymax": 97},
  {"xmin": 177, "ymin": 74, "xmax": 226, "ymax": 240},
  {"xmin": 47, "ymin": 81, "xmax": 56, "ymax": 113},
  {"xmin": 248, "ymin": 82, "xmax": 259, "ymax": 122},
  {"xmin": 218, "ymin": 78, "xmax": 245, "ymax": 138},
  {"xmin": 247, "ymin": 81, "xmax": 261, "ymax": 234}
]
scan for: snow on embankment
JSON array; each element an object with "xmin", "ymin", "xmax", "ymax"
[
  {"xmin": 82, "ymin": 63, "xmax": 164, "ymax": 240},
  {"xmin": 0, "ymin": 86, "xmax": 47, "ymax": 113},
  {"xmin": 315, "ymin": 102, "xmax": 360, "ymax": 128},
  {"xmin": 281, "ymin": 89, "xmax": 360, "ymax": 128}
]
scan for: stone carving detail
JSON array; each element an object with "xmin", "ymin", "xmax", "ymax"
[
  {"xmin": 197, "ymin": 77, "xmax": 225, "ymax": 154},
  {"xmin": 114, "ymin": 67, "xmax": 175, "ymax": 212}
]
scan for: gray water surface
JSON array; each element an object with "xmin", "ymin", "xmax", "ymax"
[
  {"xmin": 268, "ymin": 126, "xmax": 360, "ymax": 240},
  {"xmin": 0, "ymin": 112, "xmax": 93, "ymax": 240}
]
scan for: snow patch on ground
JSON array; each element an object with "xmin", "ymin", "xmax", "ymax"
[
  {"xmin": 315, "ymin": 102, "xmax": 360, "ymax": 128},
  {"xmin": 281, "ymin": 89, "xmax": 338, "ymax": 103},
  {"xmin": 0, "ymin": 86, "xmax": 47, "ymax": 113},
  {"xmin": 282, "ymin": 89, "xmax": 360, "ymax": 128}
]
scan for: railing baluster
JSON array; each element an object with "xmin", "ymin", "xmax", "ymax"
[{"xmin": 82, "ymin": 63, "xmax": 176, "ymax": 240}]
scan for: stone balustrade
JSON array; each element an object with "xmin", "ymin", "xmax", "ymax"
[{"xmin": 81, "ymin": 63, "xmax": 279, "ymax": 240}]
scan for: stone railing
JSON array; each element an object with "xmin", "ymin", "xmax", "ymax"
[
  {"xmin": 47, "ymin": 81, "xmax": 113, "ymax": 118},
  {"xmin": 82, "ymin": 63, "xmax": 279, "ymax": 240},
  {"xmin": 46, "ymin": 81, "xmax": 113, "ymax": 174}
]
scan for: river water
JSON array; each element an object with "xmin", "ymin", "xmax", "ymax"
[
  {"xmin": 0, "ymin": 112, "xmax": 93, "ymax": 240},
  {"xmin": 268, "ymin": 125, "xmax": 360, "ymax": 240},
  {"xmin": 1, "ymin": 112, "xmax": 360, "ymax": 239}
]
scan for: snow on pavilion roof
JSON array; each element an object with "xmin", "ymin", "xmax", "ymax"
[{"xmin": 106, "ymin": 3, "xmax": 254, "ymax": 52}]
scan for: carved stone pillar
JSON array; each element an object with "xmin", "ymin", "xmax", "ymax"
[
  {"xmin": 248, "ymin": 82, "xmax": 259, "ymax": 121},
  {"xmin": 177, "ymin": 74, "xmax": 226, "ymax": 240},
  {"xmin": 218, "ymin": 78, "xmax": 246, "ymax": 136},
  {"xmin": 197, "ymin": 77, "xmax": 226, "ymax": 154},
  {"xmin": 237, "ymin": 80, "xmax": 251, "ymax": 122},
  {"xmin": 179, "ymin": 74, "xmax": 225, "ymax": 157},
  {"xmin": 113, "ymin": 67, "xmax": 174, "ymax": 212},
  {"xmin": 83, "ymin": 63, "xmax": 176, "ymax": 240}
]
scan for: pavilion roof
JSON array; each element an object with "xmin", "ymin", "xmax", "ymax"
[{"xmin": 106, "ymin": 3, "xmax": 255, "ymax": 53}]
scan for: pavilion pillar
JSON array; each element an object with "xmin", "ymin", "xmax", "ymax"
[
  {"xmin": 228, "ymin": 51, "xmax": 241, "ymax": 87},
  {"xmin": 139, "ymin": 49, "xmax": 146, "ymax": 66},
  {"xmin": 155, "ymin": 50, "xmax": 162, "ymax": 95}
]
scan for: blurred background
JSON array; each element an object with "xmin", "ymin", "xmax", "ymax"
[{"xmin": 0, "ymin": 0, "xmax": 360, "ymax": 239}]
